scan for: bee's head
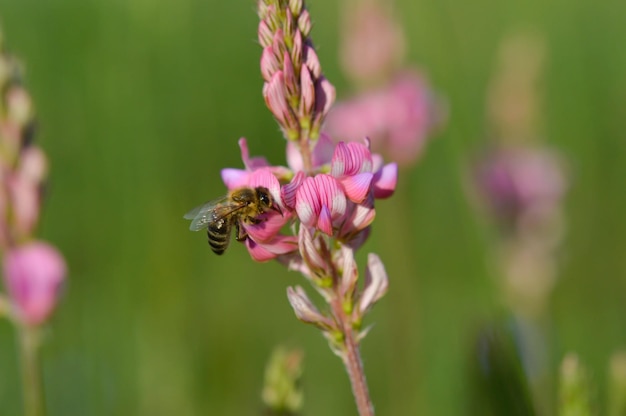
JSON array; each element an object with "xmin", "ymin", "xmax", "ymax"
[{"xmin": 257, "ymin": 187, "xmax": 282, "ymax": 216}]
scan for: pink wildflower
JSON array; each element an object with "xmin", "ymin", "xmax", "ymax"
[
  {"xmin": 3, "ymin": 241, "xmax": 66, "ymax": 326},
  {"xmin": 475, "ymin": 147, "xmax": 566, "ymax": 230},
  {"xmin": 324, "ymin": 71, "xmax": 440, "ymax": 166}
]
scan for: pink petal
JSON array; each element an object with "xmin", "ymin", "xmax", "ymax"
[
  {"xmin": 221, "ymin": 168, "xmax": 250, "ymax": 190},
  {"xmin": 248, "ymin": 168, "xmax": 283, "ymax": 208},
  {"xmin": 331, "ymin": 142, "xmax": 373, "ymax": 177},
  {"xmin": 303, "ymin": 44, "xmax": 321, "ymax": 78},
  {"xmin": 282, "ymin": 171, "xmax": 305, "ymax": 209},
  {"xmin": 263, "ymin": 71, "xmax": 294, "ymax": 127},
  {"xmin": 311, "ymin": 133, "xmax": 335, "ymax": 167},
  {"xmin": 238, "ymin": 138, "xmax": 269, "ymax": 171},
  {"xmin": 295, "ymin": 175, "xmax": 347, "ymax": 233},
  {"xmin": 299, "ymin": 65, "xmax": 315, "ymax": 115},
  {"xmin": 246, "ymin": 235, "xmax": 298, "ymax": 262},
  {"xmin": 298, "ymin": 225, "xmax": 327, "ymax": 272},
  {"xmin": 286, "ymin": 141, "xmax": 304, "ymax": 172},
  {"xmin": 317, "ymin": 205, "xmax": 333, "ymax": 236},
  {"xmin": 340, "ymin": 198, "xmax": 376, "ymax": 236},
  {"xmin": 314, "ymin": 77, "xmax": 336, "ymax": 118},
  {"xmin": 246, "ymin": 239, "xmax": 279, "ymax": 262},
  {"xmin": 244, "ymin": 212, "xmax": 290, "ymax": 243},
  {"xmin": 340, "ymin": 172, "xmax": 373, "ymax": 203},
  {"xmin": 260, "ymin": 46, "xmax": 280, "ymax": 82},
  {"xmin": 372, "ymin": 162, "xmax": 398, "ymax": 199}
]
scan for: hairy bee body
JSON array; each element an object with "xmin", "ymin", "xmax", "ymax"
[{"xmin": 185, "ymin": 186, "xmax": 281, "ymax": 255}]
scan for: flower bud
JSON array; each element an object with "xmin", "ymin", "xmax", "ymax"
[
  {"xmin": 287, "ymin": 285, "xmax": 332, "ymax": 329},
  {"xmin": 358, "ymin": 253, "xmax": 388, "ymax": 315}
]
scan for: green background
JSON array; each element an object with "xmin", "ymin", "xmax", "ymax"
[{"xmin": 0, "ymin": 0, "xmax": 625, "ymax": 414}]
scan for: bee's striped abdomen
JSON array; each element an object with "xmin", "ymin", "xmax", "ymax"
[{"xmin": 207, "ymin": 217, "xmax": 232, "ymax": 255}]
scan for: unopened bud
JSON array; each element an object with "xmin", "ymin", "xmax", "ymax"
[{"xmin": 358, "ymin": 253, "xmax": 388, "ymax": 315}]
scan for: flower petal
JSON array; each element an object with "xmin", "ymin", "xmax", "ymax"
[
  {"xmin": 238, "ymin": 138, "xmax": 270, "ymax": 171},
  {"xmin": 244, "ymin": 212, "xmax": 290, "ymax": 243},
  {"xmin": 317, "ymin": 205, "xmax": 333, "ymax": 236},
  {"xmin": 221, "ymin": 168, "xmax": 250, "ymax": 190},
  {"xmin": 246, "ymin": 235, "xmax": 298, "ymax": 262},
  {"xmin": 372, "ymin": 162, "xmax": 398, "ymax": 199},
  {"xmin": 331, "ymin": 141, "xmax": 373, "ymax": 177},
  {"xmin": 282, "ymin": 171, "xmax": 305, "ymax": 209},
  {"xmin": 340, "ymin": 172, "xmax": 373, "ymax": 203},
  {"xmin": 298, "ymin": 225, "xmax": 327, "ymax": 272},
  {"xmin": 248, "ymin": 168, "xmax": 284, "ymax": 208}
]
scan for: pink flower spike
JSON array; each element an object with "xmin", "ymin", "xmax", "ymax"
[
  {"xmin": 295, "ymin": 174, "xmax": 346, "ymax": 236},
  {"xmin": 359, "ymin": 253, "xmax": 388, "ymax": 315},
  {"xmin": 372, "ymin": 162, "xmax": 398, "ymax": 199},
  {"xmin": 3, "ymin": 241, "xmax": 66, "ymax": 326}
]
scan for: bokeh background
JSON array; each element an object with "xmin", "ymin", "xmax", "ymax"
[{"xmin": 0, "ymin": 0, "xmax": 625, "ymax": 414}]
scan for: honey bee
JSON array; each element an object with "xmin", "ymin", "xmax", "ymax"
[{"xmin": 184, "ymin": 186, "xmax": 282, "ymax": 255}]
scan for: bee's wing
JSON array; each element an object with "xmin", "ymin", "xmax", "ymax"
[{"xmin": 184, "ymin": 196, "xmax": 246, "ymax": 232}]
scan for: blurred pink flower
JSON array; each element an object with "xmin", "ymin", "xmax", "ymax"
[
  {"xmin": 3, "ymin": 241, "xmax": 66, "ymax": 326},
  {"xmin": 324, "ymin": 71, "xmax": 440, "ymax": 166},
  {"xmin": 474, "ymin": 147, "xmax": 567, "ymax": 229},
  {"xmin": 339, "ymin": 0, "xmax": 406, "ymax": 85}
]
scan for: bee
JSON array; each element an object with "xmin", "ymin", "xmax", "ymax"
[{"xmin": 184, "ymin": 186, "xmax": 282, "ymax": 255}]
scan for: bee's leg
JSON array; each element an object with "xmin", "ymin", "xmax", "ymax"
[
  {"xmin": 246, "ymin": 216, "xmax": 263, "ymax": 225},
  {"xmin": 235, "ymin": 221, "xmax": 248, "ymax": 242}
]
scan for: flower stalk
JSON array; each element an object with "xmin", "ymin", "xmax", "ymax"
[
  {"xmin": 19, "ymin": 326, "xmax": 44, "ymax": 416},
  {"xmin": 186, "ymin": 2, "xmax": 398, "ymax": 414},
  {"xmin": 0, "ymin": 26, "xmax": 67, "ymax": 416}
]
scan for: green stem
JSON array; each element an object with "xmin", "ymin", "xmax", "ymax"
[
  {"xmin": 330, "ymin": 296, "xmax": 375, "ymax": 416},
  {"xmin": 19, "ymin": 326, "xmax": 44, "ymax": 416}
]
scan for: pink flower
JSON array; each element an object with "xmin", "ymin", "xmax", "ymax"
[
  {"xmin": 475, "ymin": 147, "xmax": 567, "ymax": 228},
  {"xmin": 324, "ymin": 71, "xmax": 441, "ymax": 166},
  {"xmin": 228, "ymin": 168, "xmax": 298, "ymax": 262},
  {"xmin": 3, "ymin": 241, "xmax": 66, "ymax": 326},
  {"xmin": 293, "ymin": 140, "xmax": 397, "ymax": 238},
  {"xmin": 295, "ymin": 174, "xmax": 347, "ymax": 236}
]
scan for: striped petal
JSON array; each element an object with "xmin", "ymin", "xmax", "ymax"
[{"xmin": 340, "ymin": 172, "xmax": 373, "ymax": 203}]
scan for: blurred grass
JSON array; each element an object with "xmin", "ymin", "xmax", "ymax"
[{"xmin": 0, "ymin": 0, "xmax": 624, "ymax": 414}]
